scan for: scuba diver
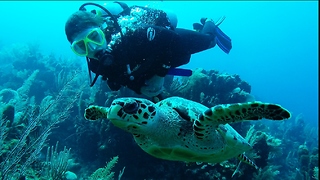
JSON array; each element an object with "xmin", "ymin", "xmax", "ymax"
[{"xmin": 64, "ymin": 1, "xmax": 232, "ymax": 99}]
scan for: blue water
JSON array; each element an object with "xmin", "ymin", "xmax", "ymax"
[{"xmin": 0, "ymin": 1, "xmax": 318, "ymax": 125}]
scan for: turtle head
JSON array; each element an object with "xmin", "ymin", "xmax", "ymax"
[{"xmin": 107, "ymin": 97, "xmax": 158, "ymax": 134}]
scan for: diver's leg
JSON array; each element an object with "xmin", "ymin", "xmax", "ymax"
[
  {"xmin": 194, "ymin": 18, "xmax": 232, "ymax": 54},
  {"xmin": 176, "ymin": 22, "xmax": 232, "ymax": 55},
  {"xmin": 202, "ymin": 19, "xmax": 232, "ymax": 54},
  {"xmin": 175, "ymin": 28, "xmax": 214, "ymax": 55}
]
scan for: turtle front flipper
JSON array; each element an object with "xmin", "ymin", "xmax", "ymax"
[
  {"xmin": 192, "ymin": 101, "xmax": 291, "ymax": 139},
  {"xmin": 197, "ymin": 101, "xmax": 291, "ymax": 126},
  {"xmin": 84, "ymin": 105, "xmax": 109, "ymax": 121}
]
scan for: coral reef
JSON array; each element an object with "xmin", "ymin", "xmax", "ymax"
[
  {"xmin": 168, "ymin": 68, "xmax": 254, "ymax": 107},
  {"xmin": 0, "ymin": 43, "xmax": 318, "ymax": 180}
]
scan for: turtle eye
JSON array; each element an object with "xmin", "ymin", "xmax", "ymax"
[{"xmin": 123, "ymin": 101, "xmax": 139, "ymax": 114}]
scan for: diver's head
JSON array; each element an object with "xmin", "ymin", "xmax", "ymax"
[{"xmin": 65, "ymin": 10, "xmax": 107, "ymax": 59}]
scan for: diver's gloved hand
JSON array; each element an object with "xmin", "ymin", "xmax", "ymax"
[
  {"xmin": 193, "ymin": 17, "xmax": 232, "ymax": 54},
  {"xmin": 140, "ymin": 75, "xmax": 164, "ymax": 97}
]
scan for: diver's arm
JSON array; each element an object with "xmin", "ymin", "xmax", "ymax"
[{"xmin": 165, "ymin": 20, "xmax": 232, "ymax": 55}]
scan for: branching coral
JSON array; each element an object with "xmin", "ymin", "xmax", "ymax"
[
  {"xmin": 243, "ymin": 124, "xmax": 283, "ymax": 172},
  {"xmin": 170, "ymin": 76, "xmax": 190, "ymax": 94},
  {"xmin": 42, "ymin": 141, "xmax": 71, "ymax": 180},
  {"xmin": 252, "ymin": 165, "xmax": 281, "ymax": 180},
  {"xmin": 0, "ymin": 71, "xmax": 82, "ymax": 179},
  {"xmin": 89, "ymin": 156, "xmax": 125, "ymax": 180},
  {"xmin": 243, "ymin": 125, "xmax": 261, "ymax": 161},
  {"xmin": 313, "ymin": 167, "xmax": 319, "ymax": 180}
]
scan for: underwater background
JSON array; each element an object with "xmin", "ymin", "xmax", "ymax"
[{"xmin": 0, "ymin": 1, "xmax": 318, "ymax": 180}]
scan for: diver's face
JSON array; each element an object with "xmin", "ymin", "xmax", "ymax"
[{"xmin": 71, "ymin": 27, "xmax": 107, "ymax": 58}]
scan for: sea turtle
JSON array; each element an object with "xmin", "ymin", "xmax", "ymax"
[{"xmin": 84, "ymin": 96, "xmax": 291, "ymax": 168}]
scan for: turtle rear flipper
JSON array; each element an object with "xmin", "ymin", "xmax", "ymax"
[
  {"xmin": 232, "ymin": 153, "xmax": 258, "ymax": 177},
  {"xmin": 237, "ymin": 153, "xmax": 258, "ymax": 169},
  {"xmin": 84, "ymin": 105, "xmax": 109, "ymax": 121}
]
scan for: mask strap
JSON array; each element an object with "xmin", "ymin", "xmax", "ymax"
[
  {"xmin": 87, "ymin": 57, "xmax": 99, "ymax": 87},
  {"xmin": 90, "ymin": 74, "xmax": 99, "ymax": 87},
  {"xmin": 87, "ymin": 57, "xmax": 102, "ymax": 87},
  {"xmin": 86, "ymin": 57, "xmax": 93, "ymax": 84}
]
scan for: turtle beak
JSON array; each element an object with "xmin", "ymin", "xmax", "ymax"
[
  {"xmin": 114, "ymin": 121, "xmax": 141, "ymax": 133},
  {"xmin": 110, "ymin": 120, "xmax": 132, "ymax": 130},
  {"xmin": 107, "ymin": 104, "xmax": 122, "ymax": 120}
]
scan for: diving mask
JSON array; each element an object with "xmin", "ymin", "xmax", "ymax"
[{"xmin": 71, "ymin": 28, "xmax": 106, "ymax": 57}]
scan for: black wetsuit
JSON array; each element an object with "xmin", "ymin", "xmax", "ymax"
[{"xmin": 88, "ymin": 25, "xmax": 215, "ymax": 94}]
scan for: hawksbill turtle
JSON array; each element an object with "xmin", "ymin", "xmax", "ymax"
[{"xmin": 84, "ymin": 96, "xmax": 291, "ymax": 168}]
